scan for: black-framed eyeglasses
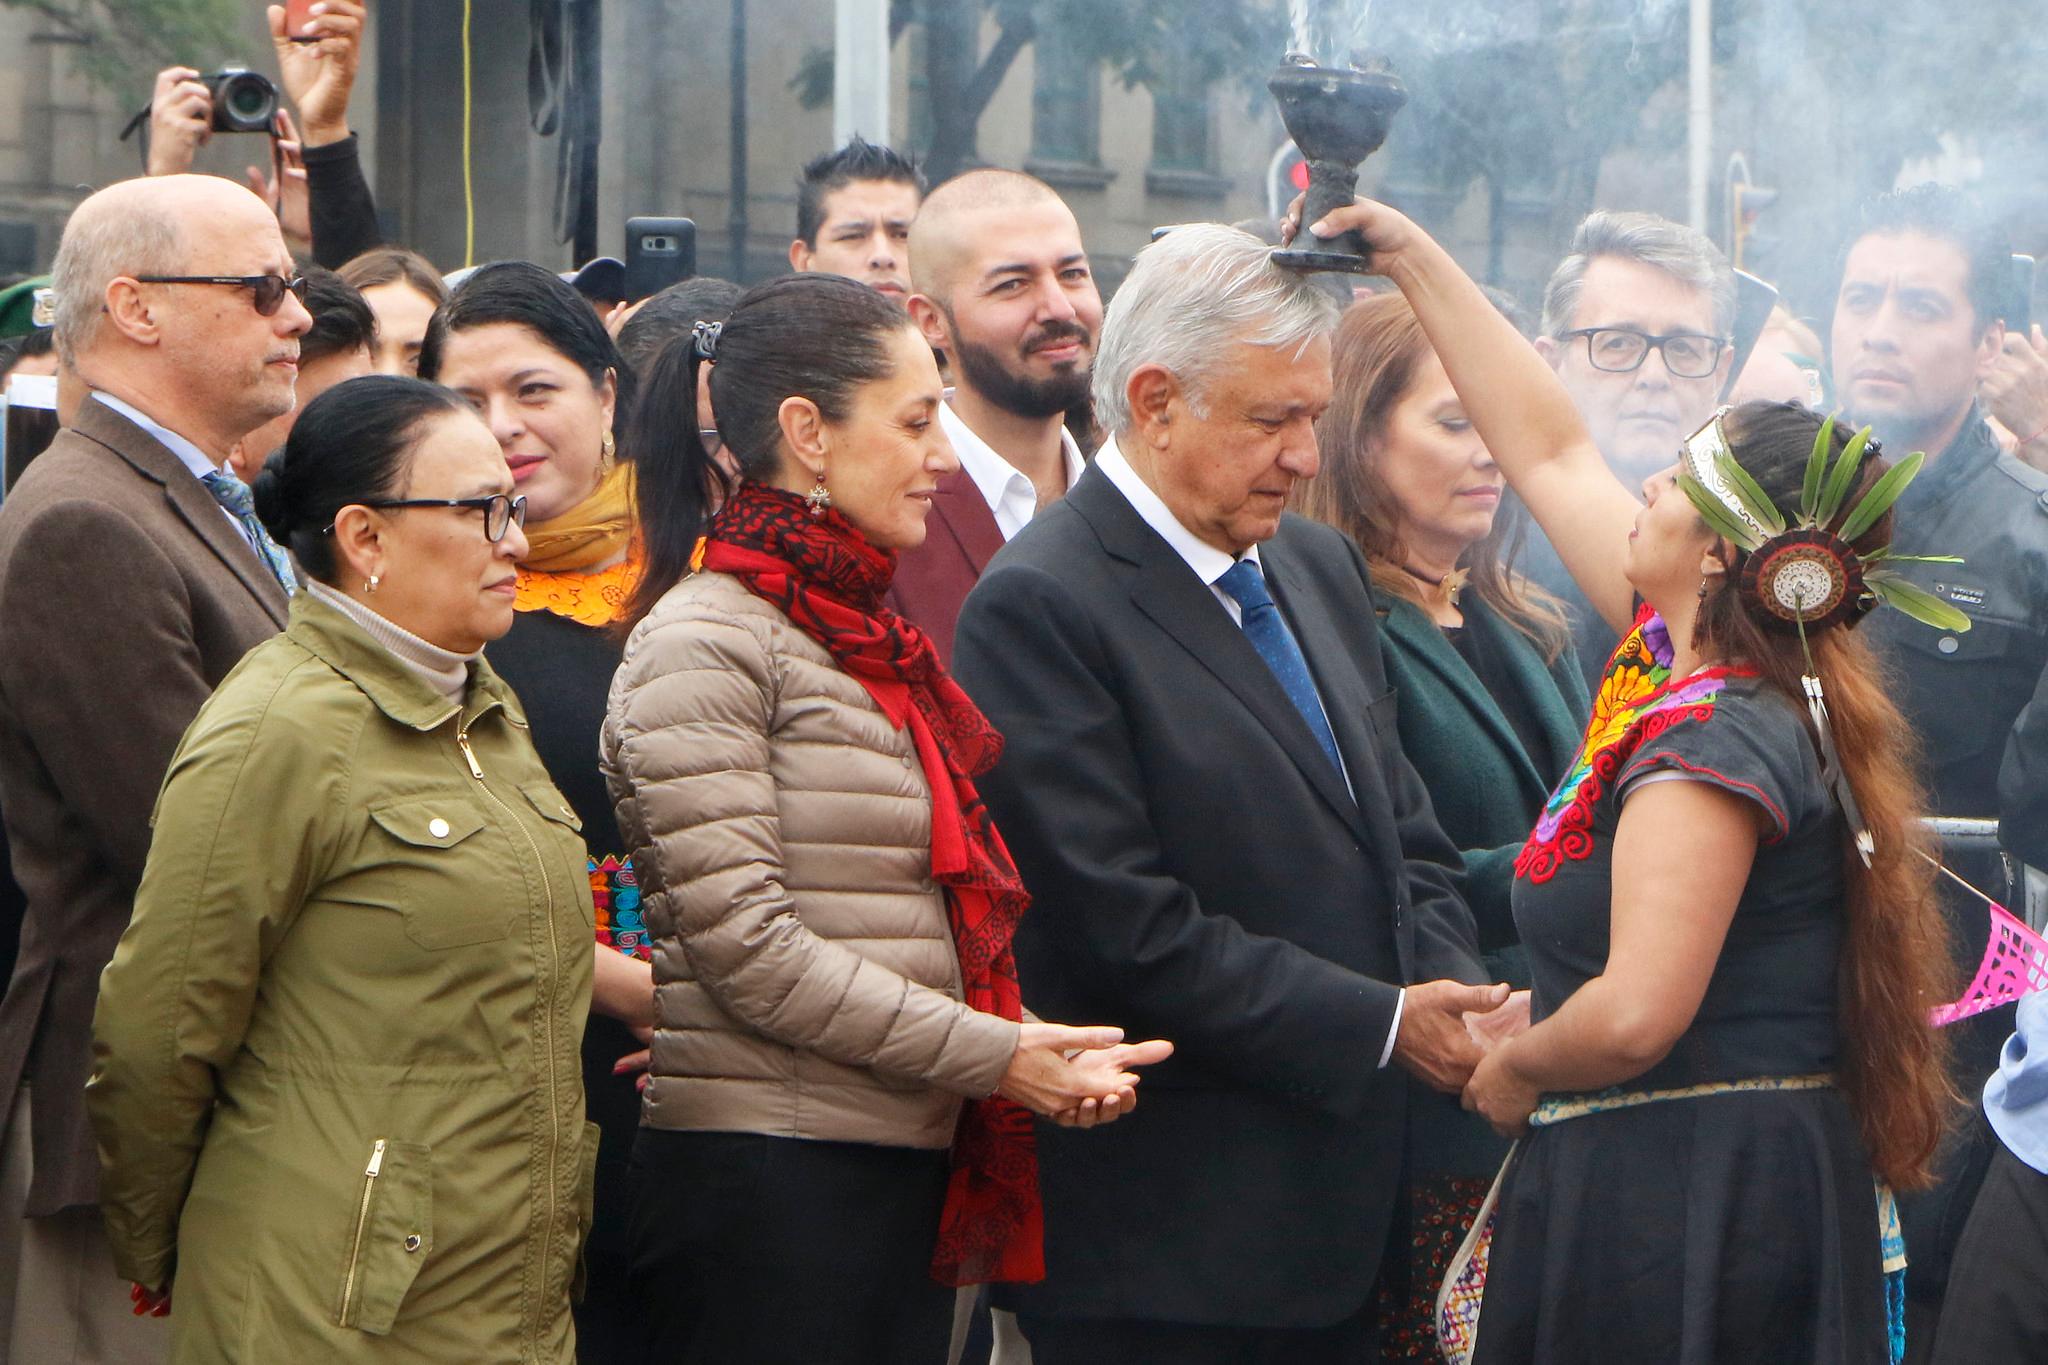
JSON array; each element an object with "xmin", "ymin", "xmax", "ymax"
[
  {"xmin": 1556, "ymin": 327, "xmax": 1727, "ymax": 379},
  {"xmin": 133, "ymin": 274, "xmax": 309, "ymax": 317},
  {"xmin": 335, "ymin": 494, "xmax": 528, "ymax": 542}
]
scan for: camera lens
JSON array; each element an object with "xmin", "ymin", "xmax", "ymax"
[{"xmin": 225, "ymin": 75, "xmax": 271, "ymax": 122}]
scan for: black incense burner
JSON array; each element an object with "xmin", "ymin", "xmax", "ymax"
[{"xmin": 1269, "ymin": 54, "xmax": 1407, "ymax": 274}]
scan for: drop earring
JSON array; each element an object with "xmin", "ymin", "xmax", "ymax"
[
  {"xmin": 1691, "ymin": 576, "xmax": 1710, "ymax": 651},
  {"xmin": 804, "ymin": 469, "xmax": 832, "ymax": 519},
  {"xmin": 367, "ymin": 573, "xmax": 381, "ymax": 594},
  {"xmin": 599, "ymin": 428, "xmax": 616, "ymax": 472}
]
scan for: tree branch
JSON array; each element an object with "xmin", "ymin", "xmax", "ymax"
[{"xmin": 963, "ymin": 9, "xmax": 1036, "ymax": 120}]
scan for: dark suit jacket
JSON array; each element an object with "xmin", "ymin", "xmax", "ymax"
[
  {"xmin": 1378, "ymin": 594, "xmax": 1587, "ymax": 947},
  {"xmin": 0, "ymin": 398, "xmax": 288, "ymax": 1214},
  {"xmin": 952, "ymin": 464, "xmax": 1484, "ymax": 1329},
  {"xmin": 883, "ymin": 464, "xmax": 1003, "ymax": 666}
]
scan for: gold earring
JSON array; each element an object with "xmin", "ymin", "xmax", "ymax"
[
  {"xmin": 600, "ymin": 428, "xmax": 616, "ymax": 471},
  {"xmin": 804, "ymin": 468, "xmax": 832, "ymax": 519}
]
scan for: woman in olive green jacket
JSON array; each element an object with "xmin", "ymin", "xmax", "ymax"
[{"xmin": 88, "ymin": 378, "xmax": 598, "ymax": 1364}]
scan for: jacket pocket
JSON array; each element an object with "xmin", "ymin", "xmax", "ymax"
[
  {"xmin": 520, "ymin": 781, "xmax": 596, "ymax": 931},
  {"xmin": 335, "ymin": 1138, "xmax": 433, "ymax": 1335},
  {"xmin": 367, "ymin": 799, "xmax": 511, "ymax": 949}
]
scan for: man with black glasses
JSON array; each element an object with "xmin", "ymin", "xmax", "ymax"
[
  {"xmin": 1528, "ymin": 210, "xmax": 1735, "ymax": 680},
  {"xmin": 0, "ymin": 175, "xmax": 303, "ymax": 1361}
]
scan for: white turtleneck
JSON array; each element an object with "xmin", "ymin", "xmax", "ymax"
[{"xmin": 306, "ymin": 580, "xmax": 478, "ymax": 701}]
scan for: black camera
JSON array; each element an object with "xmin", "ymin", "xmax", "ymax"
[{"xmin": 201, "ymin": 67, "xmax": 279, "ymax": 134}]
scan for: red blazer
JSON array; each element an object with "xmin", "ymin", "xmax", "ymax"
[{"xmin": 885, "ymin": 465, "xmax": 1004, "ymax": 666}]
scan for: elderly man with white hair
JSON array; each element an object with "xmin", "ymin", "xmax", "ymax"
[
  {"xmin": 951, "ymin": 223, "xmax": 1499, "ymax": 1362},
  {"xmin": 0, "ymin": 174, "xmax": 305, "ymax": 1361}
]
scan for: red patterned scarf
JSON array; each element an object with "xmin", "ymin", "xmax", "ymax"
[{"xmin": 699, "ymin": 480, "xmax": 1042, "ymax": 1286}]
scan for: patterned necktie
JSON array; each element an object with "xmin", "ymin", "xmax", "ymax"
[
  {"xmin": 202, "ymin": 468, "xmax": 296, "ymax": 594},
  {"xmin": 1215, "ymin": 558, "xmax": 1343, "ymax": 776}
]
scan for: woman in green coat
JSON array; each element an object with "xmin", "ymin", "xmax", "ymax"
[
  {"xmin": 1297, "ymin": 292, "xmax": 1585, "ymax": 1361},
  {"xmin": 88, "ymin": 377, "xmax": 600, "ymax": 1363}
]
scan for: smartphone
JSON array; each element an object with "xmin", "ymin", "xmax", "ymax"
[
  {"xmin": 283, "ymin": 0, "xmax": 320, "ymax": 43},
  {"xmin": 2011, "ymin": 255, "xmax": 2036, "ymax": 336},
  {"xmin": 623, "ymin": 217, "xmax": 696, "ymax": 303}
]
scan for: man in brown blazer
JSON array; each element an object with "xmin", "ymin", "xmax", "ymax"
[
  {"xmin": 888, "ymin": 171, "xmax": 1103, "ymax": 663},
  {"xmin": 0, "ymin": 174, "xmax": 306, "ymax": 1362}
]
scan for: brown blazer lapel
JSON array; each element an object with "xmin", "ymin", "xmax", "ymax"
[
  {"xmin": 75, "ymin": 400, "xmax": 290, "ymax": 627},
  {"xmin": 928, "ymin": 466, "xmax": 1005, "ymax": 576}
]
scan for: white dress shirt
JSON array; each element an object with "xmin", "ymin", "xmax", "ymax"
[
  {"xmin": 943, "ymin": 400, "xmax": 1084, "ymax": 543},
  {"xmin": 92, "ymin": 392, "xmax": 251, "ymax": 545},
  {"xmin": 1094, "ymin": 440, "xmax": 1405, "ymax": 1067}
]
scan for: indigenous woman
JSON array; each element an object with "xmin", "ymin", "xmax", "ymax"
[
  {"xmin": 416, "ymin": 262, "xmax": 650, "ymax": 1361},
  {"xmin": 603, "ymin": 274, "xmax": 1168, "ymax": 1364},
  {"xmin": 1298, "ymin": 291, "xmax": 1584, "ymax": 1358},
  {"xmin": 89, "ymin": 377, "xmax": 592, "ymax": 1361},
  {"xmin": 1291, "ymin": 199, "xmax": 1956, "ymax": 1362}
]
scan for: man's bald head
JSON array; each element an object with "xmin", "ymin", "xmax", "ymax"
[
  {"xmin": 51, "ymin": 174, "xmax": 308, "ymax": 459},
  {"xmin": 52, "ymin": 175, "xmax": 280, "ymax": 367},
  {"xmin": 909, "ymin": 169, "xmax": 1073, "ymax": 304}
]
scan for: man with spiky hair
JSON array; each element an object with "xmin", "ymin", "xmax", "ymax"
[{"xmin": 788, "ymin": 136, "xmax": 927, "ymax": 302}]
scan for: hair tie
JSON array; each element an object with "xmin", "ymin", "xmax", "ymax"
[{"xmin": 691, "ymin": 320, "xmax": 722, "ymax": 362}]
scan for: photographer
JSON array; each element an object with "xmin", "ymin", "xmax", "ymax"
[{"xmin": 140, "ymin": 1, "xmax": 380, "ymax": 270}]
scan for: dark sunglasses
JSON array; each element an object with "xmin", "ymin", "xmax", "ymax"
[
  {"xmin": 133, "ymin": 273, "xmax": 309, "ymax": 317},
  {"xmin": 330, "ymin": 494, "xmax": 529, "ymax": 543}
]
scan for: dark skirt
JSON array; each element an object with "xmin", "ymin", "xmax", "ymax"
[{"xmin": 1473, "ymin": 1089, "xmax": 1889, "ymax": 1365}]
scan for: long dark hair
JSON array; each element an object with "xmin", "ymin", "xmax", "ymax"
[
  {"xmin": 623, "ymin": 273, "xmax": 913, "ymax": 630},
  {"xmin": 1301, "ymin": 292, "xmax": 1570, "ymax": 659},
  {"xmin": 251, "ymin": 375, "xmax": 470, "ymax": 582},
  {"xmin": 416, "ymin": 260, "xmax": 638, "ymax": 438},
  {"xmin": 1701, "ymin": 400, "xmax": 1955, "ymax": 1190}
]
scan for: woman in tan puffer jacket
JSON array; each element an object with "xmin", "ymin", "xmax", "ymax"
[{"xmin": 601, "ymin": 277, "xmax": 1169, "ymax": 1365}]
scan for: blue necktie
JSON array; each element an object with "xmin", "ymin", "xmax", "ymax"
[
  {"xmin": 202, "ymin": 469, "xmax": 297, "ymax": 594},
  {"xmin": 1215, "ymin": 558, "xmax": 1343, "ymax": 776}
]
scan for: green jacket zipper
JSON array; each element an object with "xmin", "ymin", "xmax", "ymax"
[
  {"xmin": 338, "ymin": 1138, "xmax": 386, "ymax": 1327},
  {"xmin": 454, "ymin": 722, "xmax": 566, "ymax": 1317}
]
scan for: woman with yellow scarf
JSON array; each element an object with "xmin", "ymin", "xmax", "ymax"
[{"xmin": 419, "ymin": 263, "xmax": 649, "ymax": 1363}]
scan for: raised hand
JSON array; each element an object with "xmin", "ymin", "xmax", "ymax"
[
  {"xmin": 1984, "ymin": 324, "xmax": 2048, "ymax": 469},
  {"xmin": 247, "ymin": 109, "xmax": 312, "ymax": 250},
  {"xmin": 269, "ymin": 0, "xmax": 368, "ymax": 147},
  {"xmin": 145, "ymin": 66, "xmax": 212, "ymax": 177}
]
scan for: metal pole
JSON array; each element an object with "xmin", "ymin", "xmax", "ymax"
[
  {"xmin": 1687, "ymin": 0, "xmax": 1711, "ymax": 234},
  {"xmin": 728, "ymin": 0, "xmax": 749, "ymax": 281},
  {"xmin": 834, "ymin": 0, "xmax": 891, "ymax": 146}
]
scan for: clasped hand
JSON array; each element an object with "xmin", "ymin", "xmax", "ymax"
[
  {"xmin": 1390, "ymin": 979, "xmax": 1512, "ymax": 1094},
  {"xmin": 999, "ymin": 1022, "xmax": 1174, "ymax": 1130}
]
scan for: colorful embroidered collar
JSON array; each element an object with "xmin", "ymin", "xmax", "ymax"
[{"xmin": 1516, "ymin": 606, "xmax": 1755, "ymax": 883}]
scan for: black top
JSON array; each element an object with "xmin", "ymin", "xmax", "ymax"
[
  {"xmin": 303, "ymin": 134, "xmax": 383, "ymax": 271},
  {"xmin": 1443, "ymin": 620, "xmax": 1555, "ymax": 770},
  {"xmin": 1513, "ymin": 675, "xmax": 1844, "ymax": 1091},
  {"xmin": 1860, "ymin": 410, "xmax": 2048, "ymax": 827},
  {"xmin": 488, "ymin": 607, "xmax": 622, "ymax": 854}
]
